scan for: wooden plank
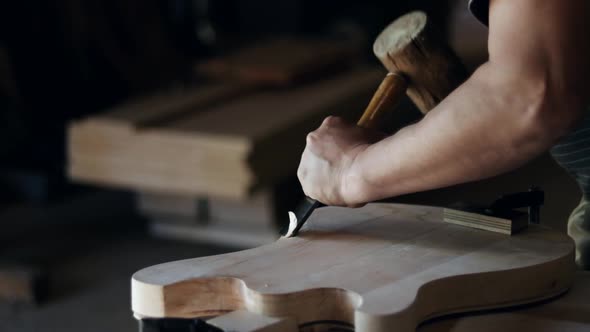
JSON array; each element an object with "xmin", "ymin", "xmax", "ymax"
[
  {"xmin": 69, "ymin": 123, "xmax": 251, "ymax": 183},
  {"xmin": 68, "ymin": 157, "xmax": 252, "ymax": 199},
  {"xmin": 418, "ymin": 272, "xmax": 590, "ymax": 332},
  {"xmin": 83, "ymin": 83, "xmax": 249, "ymax": 130},
  {"xmin": 196, "ymin": 38, "xmax": 360, "ymax": 85},
  {"xmin": 164, "ymin": 68, "xmax": 382, "ymax": 140},
  {"xmin": 131, "ymin": 203, "xmax": 575, "ymax": 332}
]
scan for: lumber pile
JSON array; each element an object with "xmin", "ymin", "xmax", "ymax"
[
  {"xmin": 68, "ymin": 38, "xmax": 381, "ymax": 246},
  {"xmin": 68, "ymin": 68, "xmax": 384, "ymax": 200}
]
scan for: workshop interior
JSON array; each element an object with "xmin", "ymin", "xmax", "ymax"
[{"xmin": 0, "ymin": 1, "xmax": 588, "ymax": 331}]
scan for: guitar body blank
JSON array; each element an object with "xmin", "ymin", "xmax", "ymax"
[{"xmin": 132, "ymin": 203, "xmax": 575, "ymax": 332}]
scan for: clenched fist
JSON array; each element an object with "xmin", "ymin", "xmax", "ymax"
[{"xmin": 297, "ymin": 116, "xmax": 384, "ymax": 207}]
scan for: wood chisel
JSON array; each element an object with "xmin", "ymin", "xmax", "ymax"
[
  {"xmin": 283, "ymin": 11, "xmax": 468, "ymax": 237},
  {"xmin": 283, "ymin": 72, "xmax": 407, "ymax": 237}
]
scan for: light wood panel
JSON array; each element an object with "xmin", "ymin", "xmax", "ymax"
[{"xmin": 132, "ymin": 203, "xmax": 575, "ymax": 332}]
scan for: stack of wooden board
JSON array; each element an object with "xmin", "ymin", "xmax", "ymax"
[
  {"xmin": 68, "ymin": 68, "xmax": 384, "ymax": 200},
  {"xmin": 443, "ymin": 208, "xmax": 528, "ymax": 235}
]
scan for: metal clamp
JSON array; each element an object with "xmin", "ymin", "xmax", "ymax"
[{"xmin": 488, "ymin": 187, "xmax": 544, "ymax": 224}]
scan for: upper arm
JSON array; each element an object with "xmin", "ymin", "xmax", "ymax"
[{"xmin": 487, "ymin": 0, "xmax": 590, "ymax": 114}]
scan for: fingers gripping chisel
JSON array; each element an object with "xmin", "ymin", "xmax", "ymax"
[
  {"xmin": 283, "ymin": 11, "xmax": 468, "ymax": 237},
  {"xmin": 283, "ymin": 72, "xmax": 407, "ymax": 237}
]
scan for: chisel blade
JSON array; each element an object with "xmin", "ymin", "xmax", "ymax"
[{"xmin": 282, "ymin": 196, "xmax": 324, "ymax": 237}]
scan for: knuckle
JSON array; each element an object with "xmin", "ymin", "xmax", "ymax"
[
  {"xmin": 300, "ymin": 184, "xmax": 313, "ymax": 199},
  {"xmin": 322, "ymin": 115, "xmax": 340, "ymax": 127},
  {"xmin": 296, "ymin": 166, "xmax": 305, "ymax": 180},
  {"xmin": 306, "ymin": 132, "xmax": 318, "ymax": 144}
]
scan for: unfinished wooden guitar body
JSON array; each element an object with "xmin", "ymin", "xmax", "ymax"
[{"xmin": 132, "ymin": 203, "xmax": 575, "ymax": 332}]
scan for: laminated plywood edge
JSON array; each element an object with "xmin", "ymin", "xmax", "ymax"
[{"xmin": 443, "ymin": 208, "xmax": 528, "ymax": 235}]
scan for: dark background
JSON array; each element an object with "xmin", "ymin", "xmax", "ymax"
[
  {"xmin": 0, "ymin": 1, "xmax": 580, "ymax": 331},
  {"xmin": 0, "ymin": 0, "xmax": 450, "ymax": 197}
]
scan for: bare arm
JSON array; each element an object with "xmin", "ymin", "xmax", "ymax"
[
  {"xmin": 345, "ymin": 0, "xmax": 590, "ymax": 203},
  {"xmin": 298, "ymin": 0, "xmax": 590, "ymax": 206}
]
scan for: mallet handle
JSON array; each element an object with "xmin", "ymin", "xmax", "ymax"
[{"xmin": 357, "ymin": 72, "xmax": 408, "ymax": 129}]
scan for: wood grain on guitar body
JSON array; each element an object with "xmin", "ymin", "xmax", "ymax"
[{"xmin": 131, "ymin": 203, "xmax": 576, "ymax": 332}]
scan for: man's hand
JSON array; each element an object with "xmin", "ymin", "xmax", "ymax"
[{"xmin": 297, "ymin": 116, "xmax": 384, "ymax": 207}]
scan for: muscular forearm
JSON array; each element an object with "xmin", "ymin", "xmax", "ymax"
[
  {"xmin": 346, "ymin": 62, "xmax": 580, "ymax": 204},
  {"xmin": 340, "ymin": 0, "xmax": 590, "ymax": 205},
  {"xmin": 297, "ymin": 0, "xmax": 589, "ymax": 207}
]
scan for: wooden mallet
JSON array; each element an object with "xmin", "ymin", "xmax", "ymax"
[{"xmin": 285, "ymin": 11, "xmax": 469, "ymax": 237}]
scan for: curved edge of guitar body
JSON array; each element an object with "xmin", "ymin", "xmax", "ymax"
[{"xmin": 131, "ymin": 203, "xmax": 575, "ymax": 332}]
